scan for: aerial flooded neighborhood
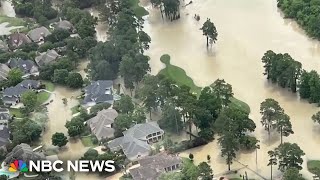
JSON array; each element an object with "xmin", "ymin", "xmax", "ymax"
[{"xmin": 0, "ymin": 0, "xmax": 318, "ymax": 179}]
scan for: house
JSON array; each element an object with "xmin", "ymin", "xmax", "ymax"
[
  {"xmin": 3, "ymin": 80, "xmax": 41, "ymax": 106},
  {"xmin": 0, "ymin": 64, "xmax": 10, "ymax": 81},
  {"xmin": 7, "ymin": 32, "xmax": 31, "ymax": 48},
  {"xmin": 0, "ymin": 108, "xmax": 10, "ymax": 125},
  {"xmin": 0, "ymin": 40, "xmax": 8, "ymax": 52},
  {"xmin": 54, "ymin": 18, "xmax": 75, "ymax": 32},
  {"xmin": 8, "ymin": 58, "xmax": 39, "ymax": 78},
  {"xmin": 4, "ymin": 143, "xmax": 45, "ymax": 165},
  {"xmin": 129, "ymin": 153, "xmax": 182, "ymax": 180},
  {"xmin": 87, "ymin": 109, "xmax": 118, "ymax": 140},
  {"xmin": 108, "ymin": 122, "xmax": 164, "ymax": 161},
  {"xmin": 0, "ymin": 126, "xmax": 10, "ymax": 149},
  {"xmin": 27, "ymin": 26, "xmax": 51, "ymax": 43},
  {"xmin": 82, "ymin": 80, "xmax": 114, "ymax": 107},
  {"xmin": 35, "ymin": 49, "xmax": 59, "ymax": 67}
]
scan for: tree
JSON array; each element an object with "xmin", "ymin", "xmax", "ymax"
[
  {"xmin": 267, "ymin": 150, "xmax": 277, "ymax": 180},
  {"xmin": 218, "ymin": 131, "xmax": 239, "ymax": 171},
  {"xmin": 198, "ymin": 162, "xmax": 213, "ymax": 180},
  {"xmin": 299, "ymin": 70, "xmax": 311, "ymax": 99},
  {"xmin": 275, "ymin": 142, "xmax": 305, "ymax": 172},
  {"xmin": 52, "ymin": 132, "xmax": 68, "ymax": 147},
  {"xmin": 21, "ymin": 91, "xmax": 38, "ymax": 113},
  {"xmin": 46, "ymin": 29, "xmax": 70, "ymax": 43},
  {"xmin": 260, "ymin": 98, "xmax": 284, "ymax": 136},
  {"xmin": 200, "ymin": 18, "xmax": 218, "ymax": 47},
  {"xmin": 118, "ymin": 95, "xmax": 134, "ymax": 114},
  {"xmin": 138, "ymin": 31, "xmax": 151, "ymax": 53},
  {"xmin": 7, "ymin": 68, "xmax": 23, "ymax": 86},
  {"xmin": 189, "ymin": 153, "xmax": 194, "ymax": 161},
  {"xmin": 308, "ymin": 70, "xmax": 320, "ymax": 104},
  {"xmin": 275, "ymin": 113, "xmax": 293, "ymax": 144},
  {"xmin": 210, "ymin": 79, "xmax": 233, "ymax": 107},
  {"xmin": 10, "ymin": 118, "xmax": 42, "ymax": 144},
  {"xmin": 312, "ymin": 111, "xmax": 320, "ymax": 124},
  {"xmin": 282, "ymin": 167, "xmax": 305, "ymax": 180},
  {"xmin": 137, "ymin": 75, "xmax": 160, "ymax": 119},
  {"xmin": 158, "ymin": 102, "xmax": 183, "ymax": 134},
  {"xmin": 81, "ymin": 148, "xmax": 99, "ymax": 161},
  {"xmin": 53, "ymin": 69, "xmax": 69, "ymax": 84},
  {"xmin": 181, "ymin": 160, "xmax": 199, "ymax": 180},
  {"xmin": 91, "ymin": 61, "xmax": 117, "ymax": 80},
  {"xmin": 66, "ymin": 72, "xmax": 83, "ymax": 88},
  {"xmin": 65, "ymin": 117, "xmax": 85, "ymax": 137}
]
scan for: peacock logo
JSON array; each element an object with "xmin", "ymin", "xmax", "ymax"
[{"xmin": 8, "ymin": 160, "xmax": 28, "ymax": 173}]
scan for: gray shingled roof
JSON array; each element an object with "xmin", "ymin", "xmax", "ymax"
[
  {"xmin": 27, "ymin": 26, "xmax": 51, "ymax": 42},
  {"xmin": 3, "ymin": 80, "xmax": 40, "ymax": 96},
  {"xmin": 8, "ymin": 33, "xmax": 31, "ymax": 47},
  {"xmin": 87, "ymin": 109, "xmax": 118, "ymax": 140},
  {"xmin": 8, "ymin": 58, "xmax": 38, "ymax": 75},
  {"xmin": 129, "ymin": 153, "xmax": 182, "ymax": 180},
  {"xmin": 35, "ymin": 49, "xmax": 59, "ymax": 67},
  {"xmin": 0, "ymin": 108, "xmax": 10, "ymax": 121},
  {"xmin": 108, "ymin": 122, "xmax": 163, "ymax": 161},
  {"xmin": 4, "ymin": 143, "xmax": 45, "ymax": 164},
  {"xmin": 0, "ymin": 64, "xmax": 10, "ymax": 81},
  {"xmin": 0, "ymin": 126, "xmax": 10, "ymax": 147},
  {"xmin": 56, "ymin": 20, "xmax": 73, "ymax": 30},
  {"xmin": 83, "ymin": 80, "xmax": 114, "ymax": 104},
  {"xmin": 0, "ymin": 40, "xmax": 8, "ymax": 51}
]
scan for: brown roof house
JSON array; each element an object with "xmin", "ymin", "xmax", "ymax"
[
  {"xmin": 129, "ymin": 153, "xmax": 182, "ymax": 180},
  {"xmin": 7, "ymin": 32, "xmax": 31, "ymax": 48},
  {"xmin": 4, "ymin": 143, "xmax": 46, "ymax": 165},
  {"xmin": 35, "ymin": 49, "xmax": 59, "ymax": 67},
  {"xmin": 54, "ymin": 18, "xmax": 75, "ymax": 33},
  {"xmin": 87, "ymin": 109, "xmax": 118, "ymax": 140},
  {"xmin": 108, "ymin": 122, "xmax": 164, "ymax": 161},
  {"xmin": 27, "ymin": 26, "xmax": 51, "ymax": 43}
]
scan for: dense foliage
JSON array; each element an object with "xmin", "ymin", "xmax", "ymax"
[{"xmin": 277, "ymin": 0, "xmax": 320, "ymax": 39}]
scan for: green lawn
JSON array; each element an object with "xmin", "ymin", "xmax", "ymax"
[
  {"xmin": 130, "ymin": 0, "xmax": 149, "ymax": 17},
  {"xmin": 9, "ymin": 108, "xmax": 23, "ymax": 118},
  {"xmin": 81, "ymin": 136, "xmax": 98, "ymax": 147},
  {"xmin": 307, "ymin": 160, "xmax": 320, "ymax": 176},
  {"xmin": 159, "ymin": 54, "xmax": 251, "ymax": 113},
  {"xmin": 71, "ymin": 105, "xmax": 80, "ymax": 114},
  {"xmin": 37, "ymin": 82, "xmax": 55, "ymax": 105},
  {"xmin": 0, "ymin": 16, "xmax": 25, "ymax": 26}
]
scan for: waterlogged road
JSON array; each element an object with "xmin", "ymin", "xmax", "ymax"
[{"xmin": 144, "ymin": 0, "xmax": 320, "ymax": 179}]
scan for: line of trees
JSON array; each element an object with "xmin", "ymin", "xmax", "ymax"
[
  {"xmin": 277, "ymin": 0, "xmax": 320, "ymax": 39},
  {"xmin": 261, "ymin": 50, "xmax": 320, "ymax": 105},
  {"xmin": 150, "ymin": 0, "xmax": 180, "ymax": 21}
]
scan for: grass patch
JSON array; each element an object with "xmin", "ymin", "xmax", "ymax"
[
  {"xmin": 130, "ymin": 0, "xmax": 149, "ymax": 17},
  {"xmin": 71, "ymin": 105, "xmax": 80, "ymax": 114},
  {"xmin": 159, "ymin": 54, "xmax": 201, "ymax": 95},
  {"xmin": 9, "ymin": 108, "xmax": 23, "ymax": 118},
  {"xmin": 307, "ymin": 160, "xmax": 320, "ymax": 176},
  {"xmin": 44, "ymin": 82, "xmax": 55, "ymax": 92},
  {"xmin": 81, "ymin": 135, "xmax": 98, "ymax": 147},
  {"xmin": 0, "ymin": 16, "xmax": 25, "ymax": 26},
  {"xmin": 159, "ymin": 54, "xmax": 251, "ymax": 113}
]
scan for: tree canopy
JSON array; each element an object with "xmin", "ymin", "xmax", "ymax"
[{"xmin": 200, "ymin": 18, "xmax": 218, "ymax": 47}]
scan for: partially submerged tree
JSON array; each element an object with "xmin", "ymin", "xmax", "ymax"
[
  {"xmin": 260, "ymin": 98, "xmax": 284, "ymax": 136},
  {"xmin": 52, "ymin": 132, "xmax": 68, "ymax": 147},
  {"xmin": 200, "ymin": 18, "xmax": 218, "ymax": 47}
]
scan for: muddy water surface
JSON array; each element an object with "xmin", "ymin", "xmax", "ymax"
[{"xmin": 144, "ymin": 0, "xmax": 320, "ymax": 179}]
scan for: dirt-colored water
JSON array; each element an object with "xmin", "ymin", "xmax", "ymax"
[
  {"xmin": 0, "ymin": 1, "xmax": 15, "ymax": 17},
  {"xmin": 143, "ymin": 0, "xmax": 320, "ymax": 179}
]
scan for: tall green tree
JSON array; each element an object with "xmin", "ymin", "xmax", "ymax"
[
  {"xmin": 200, "ymin": 18, "xmax": 218, "ymax": 47},
  {"xmin": 308, "ymin": 70, "xmax": 320, "ymax": 104},
  {"xmin": 282, "ymin": 168, "xmax": 305, "ymax": 180},
  {"xmin": 66, "ymin": 72, "xmax": 83, "ymax": 88},
  {"xmin": 52, "ymin": 132, "xmax": 68, "ymax": 147},
  {"xmin": 137, "ymin": 75, "xmax": 160, "ymax": 119},
  {"xmin": 260, "ymin": 98, "xmax": 284, "ymax": 136},
  {"xmin": 118, "ymin": 95, "xmax": 134, "ymax": 114},
  {"xmin": 210, "ymin": 79, "xmax": 233, "ymax": 108},
  {"xmin": 162, "ymin": 0, "xmax": 180, "ymax": 21},
  {"xmin": 299, "ymin": 70, "xmax": 311, "ymax": 99},
  {"xmin": 218, "ymin": 131, "xmax": 239, "ymax": 171},
  {"xmin": 275, "ymin": 113, "xmax": 293, "ymax": 144},
  {"xmin": 158, "ymin": 101, "xmax": 183, "ymax": 134},
  {"xmin": 267, "ymin": 150, "xmax": 277, "ymax": 180},
  {"xmin": 21, "ymin": 91, "xmax": 38, "ymax": 113},
  {"xmin": 198, "ymin": 162, "xmax": 213, "ymax": 180},
  {"xmin": 53, "ymin": 69, "xmax": 69, "ymax": 84},
  {"xmin": 7, "ymin": 68, "xmax": 23, "ymax": 86},
  {"xmin": 275, "ymin": 142, "xmax": 305, "ymax": 172}
]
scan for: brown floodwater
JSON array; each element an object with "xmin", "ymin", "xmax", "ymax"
[{"xmin": 143, "ymin": 0, "xmax": 320, "ymax": 179}]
